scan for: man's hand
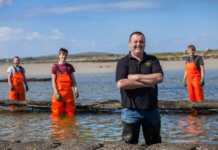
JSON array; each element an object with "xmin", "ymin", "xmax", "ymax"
[
  {"xmin": 199, "ymin": 78, "xmax": 204, "ymax": 86},
  {"xmin": 26, "ymin": 86, "xmax": 29, "ymax": 92},
  {"xmin": 128, "ymin": 74, "xmax": 139, "ymax": 81},
  {"xmin": 10, "ymin": 86, "xmax": 15, "ymax": 91},
  {"xmin": 56, "ymin": 93, "xmax": 61, "ymax": 101},
  {"xmin": 183, "ymin": 80, "xmax": 187, "ymax": 87},
  {"xmin": 75, "ymin": 92, "xmax": 79, "ymax": 99}
]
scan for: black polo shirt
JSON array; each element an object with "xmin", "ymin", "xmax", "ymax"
[
  {"xmin": 116, "ymin": 52, "xmax": 163, "ymax": 110},
  {"xmin": 185, "ymin": 55, "xmax": 204, "ymax": 72}
]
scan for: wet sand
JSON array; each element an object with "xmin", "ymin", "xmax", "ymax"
[{"xmin": 0, "ymin": 59, "xmax": 217, "ymax": 77}]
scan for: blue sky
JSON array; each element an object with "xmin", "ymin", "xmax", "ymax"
[{"xmin": 0, "ymin": 0, "xmax": 217, "ymax": 58}]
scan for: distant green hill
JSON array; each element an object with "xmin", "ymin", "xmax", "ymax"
[
  {"xmin": 1, "ymin": 49, "xmax": 218, "ymax": 64},
  {"xmin": 0, "ymin": 52, "xmax": 122, "ymax": 63}
]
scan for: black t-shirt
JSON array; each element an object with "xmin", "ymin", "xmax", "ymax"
[
  {"xmin": 115, "ymin": 52, "xmax": 163, "ymax": 110},
  {"xmin": 185, "ymin": 55, "xmax": 204, "ymax": 72}
]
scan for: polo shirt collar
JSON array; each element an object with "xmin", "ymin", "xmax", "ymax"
[{"xmin": 128, "ymin": 52, "xmax": 147, "ymax": 60}]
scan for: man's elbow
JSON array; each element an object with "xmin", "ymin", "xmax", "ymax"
[{"xmin": 157, "ymin": 74, "xmax": 163, "ymax": 83}]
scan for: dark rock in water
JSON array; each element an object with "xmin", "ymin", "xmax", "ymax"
[
  {"xmin": 0, "ymin": 77, "xmax": 51, "ymax": 82},
  {"xmin": 146, "ymin": 143, "xmax": 197, "ymax": 150},
  {"xmin": 98, "ymin": 143, "xmax": 147, "ymax": 150},
  {"xmin": 0, "ymin": 140, "xmax": 12, "ymax": 149},
  {"xmin": 0, "ymin": 99, "xmax": 218, "ymax": 114},
  {"xmin": 20, "ymin": 141, "xmax": 61, "ymax": 149},
  {"xmin": 54, "ymin": 141, "xmax": 103, "ymax": 150},
  {"xmin": 0, "ymin": 140, "xmax": 60, "ymax": 150},
  {"xmin": 195, "ymin": 144, "xmax": 218, "ymax": 150}
]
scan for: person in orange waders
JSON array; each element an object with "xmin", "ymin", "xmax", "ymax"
[
  {"xmin": 7, "ymin": 56, "xmax": 29, "ymax": 111},
  {"xmin": 51, "ymin": 48, "xmax": 79, "ymax": 117},
  {"xmin": 183, "ymin": 45, "xmax": 204, "ymax": 102}
]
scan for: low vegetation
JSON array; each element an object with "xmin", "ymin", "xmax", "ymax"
[
  {"xmin": 1, "ymin": 49, "xmax": 218, "ymax": 64},
  {"xmin": 151, "ymin": 49, "xmax": 218, "ymax": 58}
]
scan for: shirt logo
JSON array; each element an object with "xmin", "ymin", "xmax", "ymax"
[{"xmin": 145, "ymin": 62, "xmax": 151, "ymax": 67}]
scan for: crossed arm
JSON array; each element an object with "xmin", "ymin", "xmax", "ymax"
[{"xmin": 117, "ymin": 73, "xmax": 163, "ymax": 90}]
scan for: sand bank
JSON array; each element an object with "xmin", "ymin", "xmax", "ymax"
[{"xmin": 0, "ymin": 59, "xmax": 217, "ymax": 77}]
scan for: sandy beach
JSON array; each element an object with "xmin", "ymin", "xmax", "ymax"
[{"xmin": 0, "ymin": 59, "xmax": 217, "ymax": 77}]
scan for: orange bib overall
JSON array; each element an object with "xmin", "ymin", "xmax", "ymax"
[
  {"xmin": 51, "ymin": 65, "xmax": 76, "ymax": 116},
  {"xmin": 9, "ymin": 71, "xmax": 25, "ymax": 101},
  {"xmin": 185, "ymin": 62, "xmax": 204, "ymax": 102}
]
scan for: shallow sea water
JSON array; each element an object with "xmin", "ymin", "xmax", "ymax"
[{"xmin": 0, "ymin": 69, "xmax": 217, "ymax": 144}]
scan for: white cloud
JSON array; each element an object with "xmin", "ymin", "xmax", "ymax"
[
  {"xmin": 50, "ymin": 29, "xmax": 64, "ymax": 40},
  {"xmin": 0, "ymin": 26, "xmax": 22, "ymax": 41},
  {"xmin": 27, "ymin": 1, "xmax": 159, "ymax": 16},
  {"xmin": 0, "ymin": 26, "xmax": 69, "ymax": 58},
  {"xmin": 106, "ymin": 1, "xmax": 157, "ymax": 9},
  {"xmin": 71, "ymin": 39, "xmax": 77, "ymax": 43},
  {"xmin": 0, "ymin": 26, "xmax": 62, "ymax": 44},
  {"xmin": 0, "ymin": 26, "xmax": 64, "ymax": 42},
  {"xmin": 25, "ymin": 32, "xmax": 41, "ymax": 40},
  {"xmin": 0, "ymin": 0, "xmax": 12, "ymax": 7}
]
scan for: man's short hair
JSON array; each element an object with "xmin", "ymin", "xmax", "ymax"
[
  {"xmin": 188, "ymin": 45, "xmax": 196, "ymax": 51},
  {"xmin": 13, "ymin": 56, "xmax": 20, "ymax": 60},
  {"xmin": 129, "ymin": 31, "xmax": 145, "ymax": 42},
  {"xmin": 59, "ymin": 48, "xmax": 68, "ymax": 55}
]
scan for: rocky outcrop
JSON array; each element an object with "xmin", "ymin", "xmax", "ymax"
[
  {"xmin": 145, "ymin": 143, "xmax": 197, "ymax": 150},
  {"xmin": 0, "ymin": 140, "xmax": 217, "ymax": 150},
  {"xmin": 0, "ymin": 140, "xmax": 60, "ymax": 150},
  {"xmin": 0, "ymin": 100, "xmax": 217, "ymax": 113},
  {"xmin": 0, "ymin": 78, "xmax": 51, "ymax": 82},
  {"xmin": 54, "ymin": 142, "xmax": 103, "ymax": 150}
]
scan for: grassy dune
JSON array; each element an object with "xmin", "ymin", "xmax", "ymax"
[
  {"xmin": 1, "ymin": 49, "xmax": 218, "ymax": 64},
  {"xmin": 151, "ymin": 49, "xmax": 218, "ymax": 57}
]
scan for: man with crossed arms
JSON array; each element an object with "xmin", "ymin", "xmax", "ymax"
[{"xmin": 116, "ymin": 31, "xmax": 163, "ymax": 145}]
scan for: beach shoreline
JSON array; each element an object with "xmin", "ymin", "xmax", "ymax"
[{"xmin": 0, "ymin": 59, "xmax": 217, "ymax": 77}]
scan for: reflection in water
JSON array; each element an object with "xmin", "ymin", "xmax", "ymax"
[
  {"xmin": 50, "ymin": 114, "xmax": 79, "ymax": 142},
  {"xmin": 178, "ymin": 112, "xmax": 203, "ymax": 143},
  {"xmin": 10, "ymin": 105, "xmax": 26, "ymax": 112},
  {"xmin": 0, "ymin": 111, "xmax": 217, "ymax": 144},
  {"xmin": 10, "ymin": 114, "xmax": 25, "ymax": 141}
]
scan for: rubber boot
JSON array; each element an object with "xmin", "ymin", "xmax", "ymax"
[
  {"xmin": 142, "ymin": 121, "xmax": 161, "ymax": 145},
  {"xmin": 122, "ymin": 122, "xmax": 140, "ymax": 144}
]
